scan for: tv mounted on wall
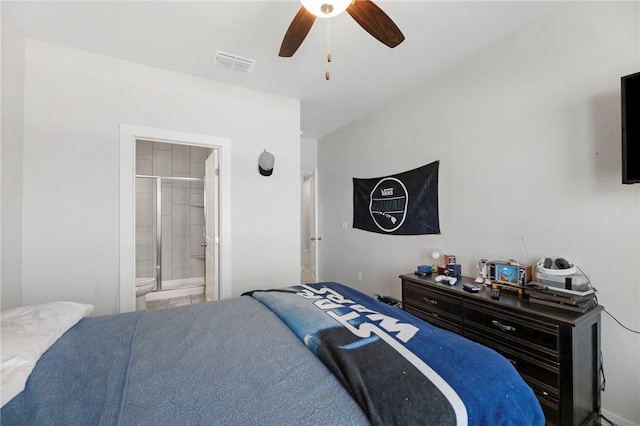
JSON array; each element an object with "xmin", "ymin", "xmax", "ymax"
[{"xmin": 622, "ymin": 71, "xmax": 640, "ymax": 184}]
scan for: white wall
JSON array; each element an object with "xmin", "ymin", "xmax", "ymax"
[
  {"xmin": 20, "ymin": 40, "xmax": 300, "ymax": 315},
  {"xmin": 318, "ymin": 2, "xmax": 639, "ymax": 425},
  {"xmin": 1, "ymin": 11, "xmax": 25, "ymax": 310},
  {"xmin": 301, "ymin": 137, "xmax": 317, "ymax": 173}
]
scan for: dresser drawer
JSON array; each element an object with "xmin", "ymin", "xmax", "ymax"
[
  {"xmin": 405, "ymin": 305, "xmax": 463, "ymax": 335},
  {"xmin": 535, "ymin": 390, "xmax": 560, "ymax": 426},
  {"xmin": 463, "ymin": 301, "xmax": 559, "ymax": 362},
  {"xmin": 403, "ymin": 281, "xmax": 462, "ymax": 321},
  {"xmin": 402, "ymin": 280, "xmax": 463, "ymax": 334},
  {"xmin": 465, "ymin": 329, "xmax": 559, "ymax": 397}
]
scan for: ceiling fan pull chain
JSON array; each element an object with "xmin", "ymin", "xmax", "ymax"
[{"xmin": 326, "ymin": 19, "xmax": 331, "ymax": 80}]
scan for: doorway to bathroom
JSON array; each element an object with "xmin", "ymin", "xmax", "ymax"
[
  {"xmin": 119, "ymin": 125, "xmax": 231, "ymax": 313},
  {"xmin": 135, "ymin": 140, "xmax": 217, "ymax": 308}
]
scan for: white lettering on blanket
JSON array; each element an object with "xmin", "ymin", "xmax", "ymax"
[{"xmin": 296, "ymin": 285, "xmax": 418, "ymax": 343}]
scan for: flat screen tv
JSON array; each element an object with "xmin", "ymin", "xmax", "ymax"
[{"xmin": 622, "ymin": 71, "xmax": 640, "ymax": 184}]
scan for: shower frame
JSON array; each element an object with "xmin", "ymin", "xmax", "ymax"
[{"xmin": 136, "ymin": 174, "xmax": 205, "ymax": 292}]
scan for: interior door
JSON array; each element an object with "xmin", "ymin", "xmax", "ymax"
[
  {"xmin": 310, "ymin": 169, "xmax": 319, "ymax": 282},
  {"xmin": 204, "ymin": 149, "xmax": 220, "ymax": 301}
]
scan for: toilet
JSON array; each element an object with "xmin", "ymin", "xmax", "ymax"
[{"xmin": 135, "ymin": 277, "xmax": 156, "ymax": 310}]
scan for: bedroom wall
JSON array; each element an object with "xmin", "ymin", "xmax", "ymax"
[
  {"xmin": 1, "ymin": 12, "xmax": 25, "ymax": 311},
  {"xmin": 301, "ymin": 137, "xmax": 317, "ymax": 173},
  {"xmin": 19, "ymin": 40, "xmax": 301, "ymax": 315},
  {"xmin": 318, "ymin": 2, "xmax": 640, "ymax": 425}
]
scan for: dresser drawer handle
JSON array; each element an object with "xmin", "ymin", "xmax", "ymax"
[
  {"xmin": 431, "ymin": 312, "xmax": 439, "ymax": 318},
  {"xmin": 507, "ymin": 358, "xmax": 517, "ymax": 366},
  {"xmin": 492, "ymin": 320, "xmax": 516, "ymax": 332},
  {"xmin": 422, "ymin": 297, "xmax": 438, "ymax": 305}
]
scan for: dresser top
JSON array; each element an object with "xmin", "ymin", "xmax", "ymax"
[{"xmin": 400, "ymin": 273, "xmax": 603, "ymax": 326}]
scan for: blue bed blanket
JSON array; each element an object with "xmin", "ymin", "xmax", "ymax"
[
  {"xmin": 250, "ymin": 283, "xmax": 545, "ymax": 426},
  {"xmin": 1, "ymin": 296, "xmax": 368, "ymax": 425}
]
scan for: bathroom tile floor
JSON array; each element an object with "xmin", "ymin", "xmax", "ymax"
[
  {"xmin": 147, "ymin": 293, "xmax": 206, "ymax": 310},
  {"xmin": 301, "ymin": 265, "xmax": 314, "ymax": 284}
]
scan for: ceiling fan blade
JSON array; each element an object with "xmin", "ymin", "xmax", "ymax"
[
  {"xmin": 346, "ymin": 0, "xmax": 405, "ymax": 49},
  {"xmin": 279, "ymin": 6, "xmax": 316, "ymax": 57}
]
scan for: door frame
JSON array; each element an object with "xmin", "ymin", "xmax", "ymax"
[{"xmin": 119, "ymin": 125, "xmax": 231, "ymax": 313}]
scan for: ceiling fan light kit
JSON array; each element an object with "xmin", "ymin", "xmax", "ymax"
[
  {"xmin": 279, "ymin": 0, "xmax": 405, "ymax": 58},
  {"xmin": 301, "ymin": 0, "xmax": 352, "ymax": 18}
]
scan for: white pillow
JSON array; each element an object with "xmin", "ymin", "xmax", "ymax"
[{"xmin": 0, "ymin": 301, "xmax": 94, "ymax": 407}]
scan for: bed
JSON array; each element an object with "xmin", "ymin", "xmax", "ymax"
[{"xmin": 1, "ymin": 282, "xmax": 544, "ymax": 425}]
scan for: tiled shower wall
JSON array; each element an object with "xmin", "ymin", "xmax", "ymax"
[{"xmin": 135, "ymin": 140, "xmax": 212, "ymax": 283}]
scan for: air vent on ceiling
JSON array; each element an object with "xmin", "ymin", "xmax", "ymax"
[{"xmin": 214, "ymin": 50, "xmax": 256, "ymax": 74}]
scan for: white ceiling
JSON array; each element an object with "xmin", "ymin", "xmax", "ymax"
[{"xmin": 3, "ymin": 1, "xmax": 562, "ymax": 139}]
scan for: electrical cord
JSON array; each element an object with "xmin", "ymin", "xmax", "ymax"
[
  {"xmin": 602, "ymin": 309, "xmax": 640, "ymax": 334},
  {"xmin": 596, "ymin": 355, "xmax": 624, "ymax": 425},
  {"xmin": 596, "ymin": 352, "xmax": 618, "ymax": 426},
  {"xmin": 599, "ymin": 413, "xmax": 619, "ymax": 426},
  {"xmin": 573, "ymin": 264, "xmax": 640, "ymax": 334},
  {"xmin": 600, "ymin": 351, "xmax": 606, "ymax": 392}
]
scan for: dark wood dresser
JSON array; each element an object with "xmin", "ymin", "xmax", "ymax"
[{"xmin": 400, "ymin": 273, "xmax": 603, "ymax": 426}]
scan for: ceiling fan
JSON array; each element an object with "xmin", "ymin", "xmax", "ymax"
[{"xmin": 279, "ymin": 0, "xmax": 405, "ymax": 58}]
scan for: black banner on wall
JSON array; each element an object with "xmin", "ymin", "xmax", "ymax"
[{"xmin": 353, "ymin": 161, "xmax": 440, "ymax": 235}]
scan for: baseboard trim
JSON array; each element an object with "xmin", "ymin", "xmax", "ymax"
[{"xmin": 601, "ymin": 409, "xmax": 639, "ymax": 426}]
